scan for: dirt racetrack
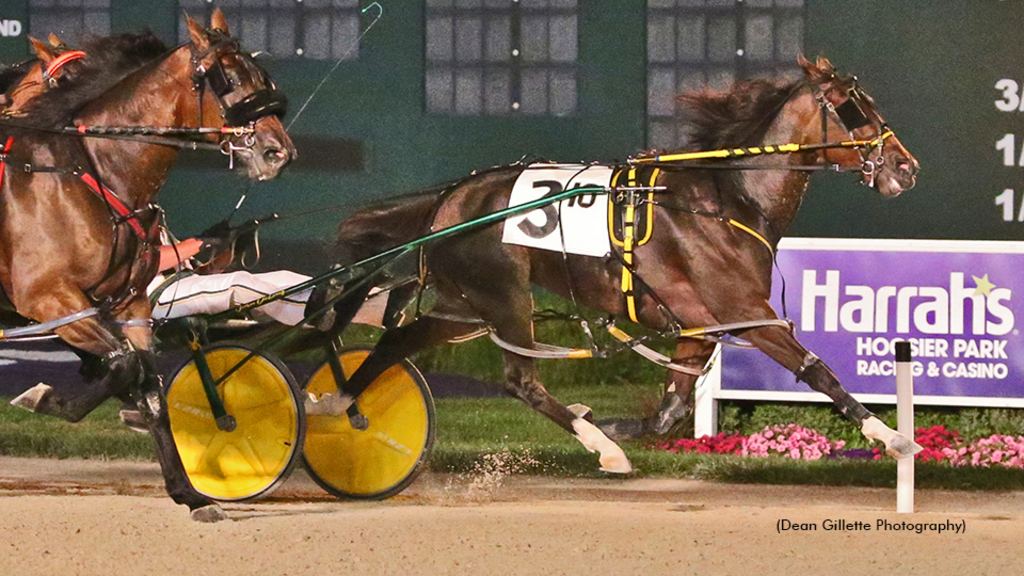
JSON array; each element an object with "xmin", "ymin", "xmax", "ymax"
[{"xmin": 0, "ymin": 456, "xmax": 1022, "ymax": 576}]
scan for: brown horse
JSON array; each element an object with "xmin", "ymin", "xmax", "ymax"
[
  {"xmin": 324, "ymin": 55, "xmax": 920, "ymax": 473},
  {"xmin": 1, "ymin": 11, "xmax": 295, "ymax": 521}
]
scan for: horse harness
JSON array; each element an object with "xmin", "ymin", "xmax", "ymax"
[{"xmin": 539, "ymin": 77, "xmax": 900, "ymax": 371}]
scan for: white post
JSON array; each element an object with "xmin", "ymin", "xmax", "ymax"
[
  {"xmin": 693, "ymin": 345, "xmax": 722, "ymax": 438},
  {"xmin": 895, "ymin": 341, "xmax": 914, "ymax": 514}
]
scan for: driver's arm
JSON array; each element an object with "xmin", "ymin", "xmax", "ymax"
[{"xmin": 157, "ymin": 238, "xmax": 204, "ymax": 272}]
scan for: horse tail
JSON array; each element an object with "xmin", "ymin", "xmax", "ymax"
[{"xmin": 334, "ymin": 192, "xmax": 442, "ymax": 266}]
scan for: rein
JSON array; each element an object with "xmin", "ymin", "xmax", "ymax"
[{"xmin": 630, "ymin": 131, "xmax": 895, "ymax": 168}]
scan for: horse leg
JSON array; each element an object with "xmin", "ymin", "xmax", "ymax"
[
  {"xmin": 329, "ymin": 314, "xmax": 483, "ymax": 420},
  {"xmin": 9, "ymin": 291, "xmax": 132, "ymax": 420},
  {"xmin": 464, "ymin": 280, "xmax": 632, "ymax": 474},
  {"xmin": 596, "ymin": 339, "xmax": 715, "ymax": 440},
  {"xmin": 128, "ymin": 347, "xmax": 224, "ymax": 521},
  {"xmin": 114, "ymin": 297, "xmax": 224, "ymax": 519},
  {"xmin": 497, "ymin": 344, "xmax": 632, "ymax": 473},
  {"xmin": 745, "ymin": 323, "xmax": 922, "ymax": 458},
  {"xmin": 11, "ymin": 294, "xmax": 222, "ymax": 520}
]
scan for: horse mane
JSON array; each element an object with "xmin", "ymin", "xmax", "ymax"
[
  {"xmin": 17, "ymin": 30, "xmax": 169, "ymax": 128},
  {"xmin": 0, "ymin": 60, "xmax": 37, "ymax": 95},
  {"xmin": 675, "ymin": 78, "xmax": 803, "ymax": 151}
]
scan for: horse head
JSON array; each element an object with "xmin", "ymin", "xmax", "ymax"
[
  {"xmin": 799, "ymin": 55, "xmax": 919, "ymax": 197},
  {"xmin": 187, "ymin": 9, "xmax": 296, "ymax": 181},
  {"xmin": 0, "ymin": 35, "xmax": 80, "ymax": 113}
]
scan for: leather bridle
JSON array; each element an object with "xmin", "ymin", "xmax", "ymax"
[
  {"xmin": 814, "ymin": 74, "xmax": 895, "ymax": 188},
  {"xmin": 188, "ymin": 34, "xmax": 288, "ymax": 159}
]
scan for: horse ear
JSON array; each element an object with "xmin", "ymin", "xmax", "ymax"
[
  {"xmin": 210, "ymin": 8, "xmax": 231, "ymax": 36},
  {"xmin": 47, "ymin": 33, "xmax": 64, "ymax": 48},
  {"xmin": 798, "ymin": 53, "xmax": 830, "ymax": 84},
  {"xmin": 29, "ymin": 36, "xmax": 56, "ymax": 64},
  {"xmin": 187, "ymin": 15, "xmax": 209, "ymax": 50},
  {"xmin": 815, "ymin": 55, "xmax": 835, "ymax": 73}
]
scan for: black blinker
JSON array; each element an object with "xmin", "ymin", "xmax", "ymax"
[
  {"xmin": 207, "ymin": 61, "xmax": 233, "ymax": 97},
  {"xmin": 223, "ymin": 89, "xmax": 288, "ymax": 127},
  {"xmin": 834, "ymin": 98, "xmax": 871, "ymax": 130}
]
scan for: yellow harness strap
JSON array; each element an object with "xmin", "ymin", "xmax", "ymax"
[
  {"xmin": 727, "ymin": 219, "xmax": 774, "ymax": 254},
  {"xmin": 631, "ymin": 130, "xmax": 896, "ymax": 164},
  {"xmin": 614, "ymin": 167, "xmax": 660, "ymax": 323}
]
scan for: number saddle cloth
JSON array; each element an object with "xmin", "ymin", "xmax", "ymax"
[{"xmin": 501, "ymin": 162, "xmax": 660, "ymax": 322}]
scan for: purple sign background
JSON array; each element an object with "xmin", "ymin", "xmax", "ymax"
[{"xmin": 722, "ymin": 246, "xmax": 1024, "ymax": 400}]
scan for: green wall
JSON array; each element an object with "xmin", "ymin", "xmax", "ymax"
[{"xmin": 1, "ymin": 1, "xmax": 1023, "ymax": 245}]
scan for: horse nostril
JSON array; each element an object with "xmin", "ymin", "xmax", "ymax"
[{"xmin": 897, "ymin": 161, "xmax": 912, "ymax": 175}]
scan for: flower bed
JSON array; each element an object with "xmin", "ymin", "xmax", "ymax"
[{"xmin": 651, "ymin": 424, "xmax": 1024, "ymax": 469}]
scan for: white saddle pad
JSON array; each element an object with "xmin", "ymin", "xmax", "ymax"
[{"xmin": 501, "ymin": 163, "xmax": 612, "ymax": 257}]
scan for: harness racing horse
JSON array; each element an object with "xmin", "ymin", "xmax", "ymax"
[
  {"xmin": 325, "ymin": 55, "xmax": 920, "ymax": 473},
  {"xmin": 1, "ymin": 11, "xmax": 295, "ymax": 521}
]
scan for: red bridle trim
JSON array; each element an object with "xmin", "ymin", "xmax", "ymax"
[
  {"xmin": 78, "ymin": 173, "xmax": 149, "ymax": 240},
  {"xmin": 0, "ymin": 136, "xmax": 13, "ymax": 191},
  {"xmin": 42, "ymin": 50, "xmax": 87, "ymax": 82}
]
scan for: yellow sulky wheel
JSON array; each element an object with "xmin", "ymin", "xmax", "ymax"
[
  {"xmin": 302, "ymin": 347, "xmax": 435, "ymax": 500},
  {"xmin": 166, "ymin": 344, "xmax": 304, "ymax": 502}
]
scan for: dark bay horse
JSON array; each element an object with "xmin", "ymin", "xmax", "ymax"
[
  {"xmin": 326, "ymin": 55, "xmax": 919, "ymax": 473},
  {"xmin": 1, "ymin": 11, "xmax": 295, "ymax": 521}
]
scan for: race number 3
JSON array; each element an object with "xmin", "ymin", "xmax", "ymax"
[
  {"xmin": 518, "ymin": 181, "xmax": 561, "ymax": 238},
  {"xmin": 995, "ymin": 79, "xmax": 1024, "ymax": 112},
  {"xmin": 516, "ymin": 180, "xmax": 602, "ymax": 239}
]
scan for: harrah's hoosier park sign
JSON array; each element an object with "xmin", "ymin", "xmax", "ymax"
[{"xmin": 721, "ymin": 238, "xmax": 1024, "ymax": 407}]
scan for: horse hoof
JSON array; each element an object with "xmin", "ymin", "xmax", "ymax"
[
  {"xmin": 566, "ymin": 403, "xmax": 593, "ymax": 421},
  {"xmin": 861, "ymin": 416, "xmax": 923, "ymax": 459},
  {"xmin": 305, "ymin": 392, "xmax": 353, "ymax": 417},
  {"xmin": 190, "ymin": 504, "xmax": 228, "ymax": 523},
  {"xmin": 599, "ymin": 450, "xmax": 633, "ymax": 475},
  {"xmin": 596, "ymin": 418, "xmax": 645, "ymax": 441},
  {"xmin": 886, "ymin": 434, "xmax": 924, "ymax": 459},
  {"xmin": 572, "ymin": 418, "xmax": 634, "ymax": 474},
  {"xmin": 10, "ymin": 383, "xmax": 52, "ymax": 412},
  {"xmin": 118, "ymin": 409, "xmax": 150, "ymax": 434}
]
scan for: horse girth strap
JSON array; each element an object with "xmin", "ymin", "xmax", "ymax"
[{"xmin": 611, "ymin": 166, "xmax": 660, "ymax": 323}]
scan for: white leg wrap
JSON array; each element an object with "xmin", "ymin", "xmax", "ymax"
[
  {"xmin": 572, "ymin": 418, "xmax": 632, "ymax": 474},
  {"xmin": 305, "ymin": 392, "xmax": 353, "ymax": 417},
  {"xmin": 861, "ymin": 416, "xmax": 923, "ymax": 459},
  {"xmin": 9, "ymin": 383, "xmax": 52, "ymax": 412}
]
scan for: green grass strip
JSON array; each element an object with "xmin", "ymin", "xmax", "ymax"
[{"xmin": 1, "ymin": 394, "xmax": 1023, "ymax": 491}]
